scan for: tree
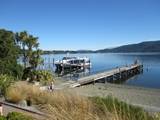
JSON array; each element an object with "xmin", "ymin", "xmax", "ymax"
[
  {"xmin": 16, "ymin": 31, "xmax": 43, "ymax": 80},
  {"xmin": 0, "ymin": 29, "xmax": 23, "ymax": 78},
  {"xmin": 15, "ymin": 31, "xmax": 28, "ymax": 68},
  {"xmin": 0, "ymin": 29, "xmax": 43, "ymax": 81}
]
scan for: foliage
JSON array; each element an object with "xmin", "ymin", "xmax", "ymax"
[
  {"xmin": 0, "ymin": 74, "xmax": 14, "ymax": 95},
  {"xmin": 91, "ymin": 96, "xmax": 154, "ymax": 120},
  {"xmin": 5, "ymin": 85, "xmax": 25, "ymax": 103},
  {"xmin": 5, "ymin": 82, "xmax": 39, "ymax": 104},
  {"xmin": 16, "ymin": 31, "xmax": 43, "ymax": 80},
  {"xmin": 29, "ymin": 50, "xmax": 43, "ymax": 70},
  {"xmin": 22, "ymin": 70, "xmax": 54, "ymax": 85},
  {"xmin": 4, "ymin": 82, "xmax": 102, "ymax": 120},
  {"xmin": 5, "ymin": 82, "xmax": 160, "ymax": 120},
  {"xmin": 0, "ymin": 29, "xmax": 23, "ymax": 78},
  {"xmin": 154, "ymin": 113, "xmax": 160, "ymax": 120},
  {"xmin": 0, "ymin": 112, "xmax": 33, "ymax": 120},
  {"xmin": 0, "ymin": 116, "xmax": 7, "ymax": 120},
  {"xmin": 7, "ymin": 112, "xmax": 33, "ymax": 120},
  {"xmin": 33, "ymin": 70, "xmax": 54, "ymax": 85}
]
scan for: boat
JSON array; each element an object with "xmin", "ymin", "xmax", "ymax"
[{"xmin": 55, "ymin": 56, "xmax": 91, "ymax": 71}]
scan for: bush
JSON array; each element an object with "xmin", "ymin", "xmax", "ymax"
[
  {"xmin": 7, "ymin": 112, "xmax": 33, "ymax": 120},
  {"xmin": 5, "ymin": 85, "xmax": 25, "ymax": 103},
  {"xmin": 5, "ymin": 82, "xmax": 40, "ymax": 104},
  {"xmin": 0, "ymin": 116, "xmax": 7, "ymax": 120},
  {"xmin": 0, "ymin": 112, "xmax": 33, "ymax": 120},
  {"xmin": 33, "ymin": 70, "xmax": 54, "ymax": 85},
  {"xmin": 0, "ymin": 74, "xmax": 15, "ymax": 95},
  {"xmin": 7, "ymin": 64, "xmax": 23, "ymax": 80}
]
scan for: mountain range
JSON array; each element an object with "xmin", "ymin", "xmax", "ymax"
[{"xmin": 43, "ymin": 40, "xmax": 160, "ymax": 54}]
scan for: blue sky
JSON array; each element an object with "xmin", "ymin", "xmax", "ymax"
[{"xmin": 0, "ymin": 0, "xmax": 160, "ymax": 50}]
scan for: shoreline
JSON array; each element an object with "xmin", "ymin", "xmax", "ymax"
[{"xmin": 73, "ymin": 83, "xmax": 160, "ymax": 112}]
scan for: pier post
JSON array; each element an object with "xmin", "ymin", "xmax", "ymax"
[
  {"xmin": 104, "ymin": 77, "xmax": 106, "ymax": 83},
  {"xmin": 93, "ymin": 79, "xmax": 95, "ymax": 85}
]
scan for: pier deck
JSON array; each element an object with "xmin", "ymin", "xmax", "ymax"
[
  {"xmin": 70, "ymin": 63, "xmax": 143, "ymax": 88},
  {"xmin": 54, "ymin": 63, "xmax": 143, "ymax": 89}
]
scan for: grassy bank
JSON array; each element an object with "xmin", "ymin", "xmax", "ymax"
[
  {"xmin": 91, "ymin": 97, "xmax": 155, "ymax": 120},
  {"xmin": 5, "ymin": 82, "xmax": 160, "ymax": 120}
]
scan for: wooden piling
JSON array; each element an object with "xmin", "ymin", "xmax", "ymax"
[{"xmin": 76, "ymin": 63, "xmax": 143, "ymax": 86}]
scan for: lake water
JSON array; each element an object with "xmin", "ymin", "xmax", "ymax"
[{"xmin": 42, "ymin": 53, "xmax": 160, "ymax": 89}]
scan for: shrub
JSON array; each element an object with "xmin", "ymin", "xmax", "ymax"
[
  {"xmin": 0, "ymin": 112, "xmax": 33, "ymax": 120},
  {"xmin": 5, "ymin": 85, "xmax": 25, "ymax": 103},
  {"xmin": 0, "ymin": 74, "xmax": 15, "ymax": 95},
  {"xmin": 8, "ymin": 64, "xmax": 23, "ymax": 80},
  {"xmin": 33, "ymin": 70, "xmax": 54, "ymax": 85},
  {"xmin": 0, "ymin": 116, "xmax": 7, "ymax": 120},
  {"xmin": 7, "ymin": 112, "xmax": 33, "ymax": 120},
  {"xmin": 22, "ymin": 67, "xmax": 32, "ymax": 80},
  {"xmin": 5, "ymin": 82, "xmax": 40, "ymax": 104}
]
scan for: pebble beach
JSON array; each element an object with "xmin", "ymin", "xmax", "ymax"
[{"xmin": 73, "ymin": 83, "xmax": 160, "ymax": 112}]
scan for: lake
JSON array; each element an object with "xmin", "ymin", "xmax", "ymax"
[{"xmin": 41, "ymin": 53, "xmax": 160, "ymax": 89}]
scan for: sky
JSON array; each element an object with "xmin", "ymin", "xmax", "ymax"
[{"xmin": 0, "ymin": 0, "xmax": 160, "ymax": 50}]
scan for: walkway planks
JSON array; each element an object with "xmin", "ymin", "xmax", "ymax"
[{"xmin": 70, "ymin": 63, "xmax": 143, "ymax": 88}]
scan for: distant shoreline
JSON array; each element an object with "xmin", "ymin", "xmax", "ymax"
[
  {"xmin": 42, "ymin": 51, "xmax": 160, "ymax": 55},
  {"xmin": 43, "ymin": 40, "xmax": 160, "ymax": 54}
]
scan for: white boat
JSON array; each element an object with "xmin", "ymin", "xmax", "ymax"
[{"xmin": 55, "ymin": 57, "xmax": 91, "ymax": 70}]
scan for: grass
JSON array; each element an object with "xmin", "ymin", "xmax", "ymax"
[
  {"xmin": 91, "ymin": 96, "xmax": 155, "ymax": 120},
  {"xmin": 0, "ymin": 112, "xmax": 33, "ymax": 120},
  {"xmin": 5, "ymin": 81, "xmax": 40, "ymax": 104},
  {"xmin": 5, "ymin": 82, "xmax": 160, "ymax": 120}
]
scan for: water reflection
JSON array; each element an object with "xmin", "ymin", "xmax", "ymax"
[{"xmin": 55, "ymin": 67, "xmax": 91, "ymax": 81}]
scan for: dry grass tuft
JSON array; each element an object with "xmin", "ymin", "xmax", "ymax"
[
  {"xmin": 38, "ymin": 91, "xmax": 114, "ymax": 120},
  {"xmin": 5, "ymin": 81, "xmax": 40, "ymax": 104}
]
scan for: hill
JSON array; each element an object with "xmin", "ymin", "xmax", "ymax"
[{"xmin": 96, "ymin": 40, "xmax": 160, "ymax": 53}]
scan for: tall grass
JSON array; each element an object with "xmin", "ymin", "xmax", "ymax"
[
  {"xmin": 5, "ymin": 82, "xmax": 160, "ymax": 120},
  {"xmin": 38, "ymin": 92, "xmax": 111, "ymax": 120},
  {"xmin": 5, "ymin": 81, "xmax": 40, "ymax": 103},
  {"xmin": 91, "ymin": 96, "xmax": 155, "ymax": 120}
]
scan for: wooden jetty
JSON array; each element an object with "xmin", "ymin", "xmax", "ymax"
[{"xmin": 69, "ymin": 63, "xmax": 143, "ymax": 88}]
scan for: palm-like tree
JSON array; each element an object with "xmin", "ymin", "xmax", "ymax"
[
  {"xmin": 16, "ymin": 31, "xmax": 42, "ymax": 80},
  {"xmin": 16, "ymin": 31, "xmax": 28, "ymax": 68}
]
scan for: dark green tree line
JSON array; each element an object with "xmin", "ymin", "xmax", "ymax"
[
  {"xmin": 0, "ymin": 29, "xmax": 43, "ymax": 80},
  {"xmin": 0, "ymin": 29, "xmax": 23, "ymax": 78}
]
